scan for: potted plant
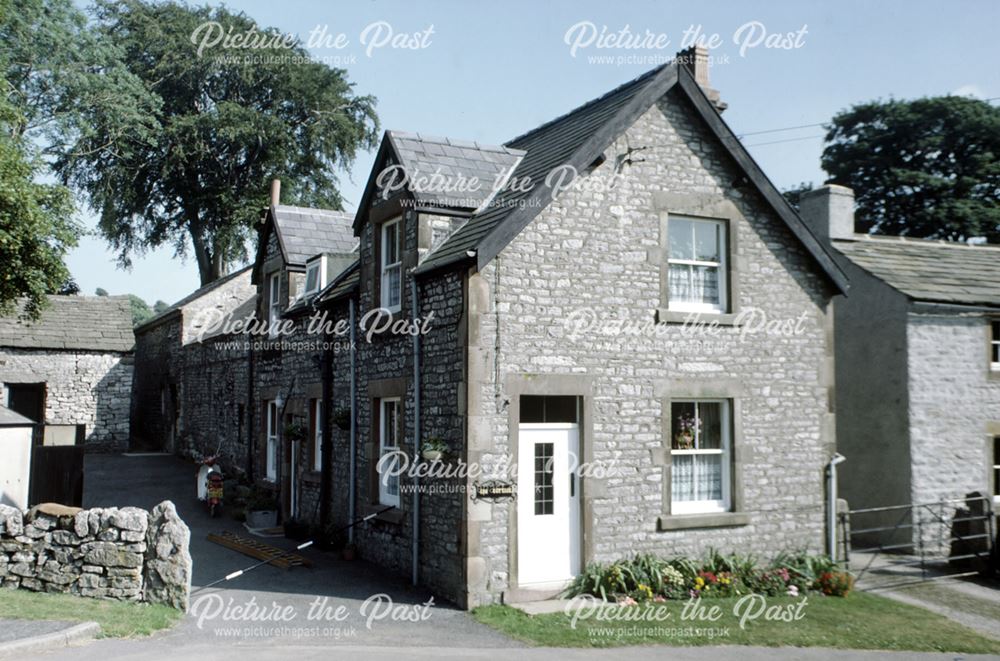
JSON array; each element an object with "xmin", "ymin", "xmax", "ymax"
[
  {"xmin": 673, "ymin": 414, "xmax": 698, "ymax": 450},
  {"xmin": 421, "ymin": 437, "xmax": 448, "ymax": 462},
  {"xmin": 333, "ymin": 408, "xmax": 352, "ymax": 431},
  {"xmin": 284, "ymin": 420, "xmax": 307, "ymax": 443},
  {"xmin": 245, "ymin": 487, "xmax": 279, "ymax": 529}
]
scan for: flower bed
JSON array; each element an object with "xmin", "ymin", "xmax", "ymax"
[{"xmin": 567, "ymin": 550, "xmax": 854, "ymax": 603}]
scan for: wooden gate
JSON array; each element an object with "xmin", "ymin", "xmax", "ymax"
[{"xmin": 28, "ymin": 424, "xmax": 85, "ymax": 507}]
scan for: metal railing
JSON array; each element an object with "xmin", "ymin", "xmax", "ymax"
[{"xmin": 841, "ymin": 495, "xmax": 995, "ymax": 583}]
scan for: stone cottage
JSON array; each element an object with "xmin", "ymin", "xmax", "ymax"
[
  {"xmin": 143, "ymin": 47, "xmax": 851, "ymax": 608},
  {"xmin": 131, "ymin": 266, "xmax": 255, "ymax": 455},
  {"xmin": 0, "ymin": 295, "xmax": 134, "ymax": 452},
  {"xmin": 800, "ymin": 184, "xmax": 1000, "ymax": 545}
]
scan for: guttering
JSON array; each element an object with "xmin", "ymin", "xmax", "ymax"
[
  {"xmin": 348, "ymin": 298, "xmax": 358, "ymax": 543},
  {"xmin": 410, "ymin": 276, "xmax": 422, "ymax": 587}
]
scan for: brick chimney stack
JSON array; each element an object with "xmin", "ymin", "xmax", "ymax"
[
  {"xmin": 270, "ymin": 179, "xmax": 281, "ymax": 207},
  {"xmin": 676, "ymin": 46, "xmax": 727, "ymax": 112}
]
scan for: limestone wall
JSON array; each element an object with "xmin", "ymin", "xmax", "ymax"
[{"xmin": 0, "ymin": 501, "xmax": 191, "ymax": 610}]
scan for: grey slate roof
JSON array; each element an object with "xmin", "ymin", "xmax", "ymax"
[
  {"xmin": 273, "ymin": 206, "xmax": 357, "ymax": 266},
  {"xmin": 385, "ymin": 131, "xmax": 524, "ymax": 210},
  {"xmin": 0, "ymin": 404, "xmax": 33, "ymax": 426},
  {"xmin": 135, "ymin": 265, "xmax": 253, "ymax": 333},
  {"xmin": 414, "ymin": 65, "xmax": 664, "ymax": 275},
  {"xmin": 316, "ymin": 259, "xmax": 360, "ymax": 305},
  {"xmin": 0, "ymin": 295, "xmax": 135, "ymax": 352},
  {"xmin": 834, "ymin": 236, "xmax": 1000, "ymax": 308}
]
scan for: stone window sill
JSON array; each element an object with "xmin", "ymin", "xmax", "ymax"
[
  {"xmin": 301, "ymin": 470, "xmax": 322, "ymax": 483},
  {"xmin": 656, "ymin": 309, "xmax": 742, "ymax": 326},
  {"xmin": 361, "ymin": 503, "xmax": 404, "ymax": 525},
  {"xmin": 657, "ymin": 511, "xmax": 750, "ymax": 531}
]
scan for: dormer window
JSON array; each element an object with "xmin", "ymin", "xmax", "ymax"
[
  {"xmin": 304, "ymin": 256, "xmax": 327, "ymax": 296},
  {"xmin": 268, "ymin": 271, "xmax": 281, "ymax": 338},
  {"xmin": 381, "ymin": 218, "xmax": 402, "ymax": 312}
]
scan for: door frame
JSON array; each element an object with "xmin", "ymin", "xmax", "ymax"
[{"xmin": 504, "ymin": 374, "xmax": 594, "ymax": 595}]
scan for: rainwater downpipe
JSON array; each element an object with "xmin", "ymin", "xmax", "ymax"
[
  {"xmin": 348, "ymin": 299, "xmax": 358, "ymax": 544},
  {"xmin": 827, "ymin": 453, "xmax": 846, "ymax": 561},
  {"xmin": 410, "ymin": 275, "xmax": 422, "ymax": 587}
]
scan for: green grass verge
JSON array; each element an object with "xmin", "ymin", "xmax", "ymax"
[
  {"xmin": 472, "ymin": 591, "xmax": 1000, "ymax": 653},
  {"xmin": 0, "ymin": 588, "xmax": 182, "ymax": 638}
]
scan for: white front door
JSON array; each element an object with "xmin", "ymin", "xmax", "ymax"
[{"xmin": 517, "ymin": 423, "xmax": 581, "ymax": 587}]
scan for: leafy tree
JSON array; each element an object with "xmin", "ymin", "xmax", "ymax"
[
  {"xmin": 1, "ymin": 0, "xmax": 150, "ymax": 318},
  {"xmin": 0, "ymin": 93, "xmax": 77, "ymax": 317},
  {"xmin": 781, "ymin": 181, "xmax": 814, "ymax": 212},
  {"xmin": 153, "ymin": 299, "xmax": 169, "ymax": 314},
  {"xmin": 128, "ymin": 293, "xmax": 152, "ymax": 326},
  {"xmin": 95, "ymin": 287, "xmax": 108, "ymax": 296},
  {"xmin": 57, "ymin": 278, "xmax": 80, "ymax": 295},
  {"xmin": 821, "ymin": 96, "xmax": 1000, "ymax": 243},
  {"xmin": 57, "ymin": 0, "xmax": 379, "ymax": 285}
]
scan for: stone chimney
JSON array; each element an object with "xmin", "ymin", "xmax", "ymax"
[
  {"xmin": 676, "ymin": 46, "xmax": 726, "ymax": 112},
  {"xmin": 800, "ymin": 184, "xmax": 856, "ymax": 242},
  {"xmin": 270, "ymin": 179, "xmax": 281, "ymax": 207}
]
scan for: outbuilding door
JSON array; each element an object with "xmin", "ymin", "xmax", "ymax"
[
  {"xmin": 517, "ymin": 422, "xmax": 581, "ymax": 587},
  {"xmin": 6, "ymin": 383, "xmax": 45, "ymax": 423}
]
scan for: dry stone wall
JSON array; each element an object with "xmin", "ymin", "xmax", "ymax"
[{"xmin": 0, "ymin": 500, "xmax": 191, "ymax": 610}]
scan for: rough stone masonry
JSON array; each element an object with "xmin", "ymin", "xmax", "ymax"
[{"xmin": 0, "ymin": 500, "xmax": 191, "ymax": 610}]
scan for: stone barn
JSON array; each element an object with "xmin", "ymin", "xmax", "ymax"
[{"xmin": 0, "ymin": 295, "xmax": 134, "ymax": 452}]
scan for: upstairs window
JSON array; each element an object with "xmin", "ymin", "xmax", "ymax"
[
  {"xmin": 304, "ymin": 259, "xmax": 325, "ymax": 296},
  {"xmin": 667, "ymin": 216, "xmax": 727, "ymax": 313},
  {"xmin": 991, "ymin": 320, "xmax": 999, "ymax": 372},
  {"xmin": 381, "ymin": 218, "xmax": 402, "ymax": 312},
  {"xmin": 993, "ymin": 437, "xmax": 1000, "ymax": 505},
  {"xmin": 268, "ymin": 272, "xmax": 281, "ymax": 338}
]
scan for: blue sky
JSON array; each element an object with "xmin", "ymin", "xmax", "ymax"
[{"xmin": 65, "ymin": 0, "xmax": 1000, "ymax": 305}]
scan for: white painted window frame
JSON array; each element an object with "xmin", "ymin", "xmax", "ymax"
[
  {"xmin": 266, "ymin": 400, "xmax": 278, "ymax": 482},
  {"xmin": 380, "ymin": 218, "xmax": 402, "ymax": 313},
  {"xmin": 312, "ymin": 399, "xmax": 323, "ymax": 472},
  {"xmin": 304, "ymin": 259, "xmax": 326, "ymax": 296},
  {"xmin": 666, "ymin": 216, "xmax": 728, "ymax": 314},
  {"xmin": 990, "ymin": 320, "xmax": 1000, "ymax": 372},
  {"xmin": 378, "ymin": 397, "xmax": 401, "ymax": 507},
  {"xmin": 268, "ymin": 272, "xmax": 281, "ymax": 339},
  {"xmin": 670, "ymin": 399, "xmax": 731, "ymax": 515}
]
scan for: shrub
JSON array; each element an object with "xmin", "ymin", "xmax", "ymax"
[
  {"xmin": 818, "ymin": 571, "xmax": 855, "ymax": 597},
  {"xmin": 565, "ymin": 550, "xmax": 851, "ymax": 601}
]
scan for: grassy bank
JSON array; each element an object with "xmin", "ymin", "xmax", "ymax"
[
  {"xmin": 0, "ymin": 588, "xmax": 181, "ymax": 638},
  {"xmin": 472, "ymin": 591, "xmax": 1000, "ymax": 653}
]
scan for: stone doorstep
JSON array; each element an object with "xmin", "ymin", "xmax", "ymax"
[
  {"xmin": 507, "ymin": 599, "xmax": 577, "ymax": 615},
  {"xmin": 0, "ymin": 620, "xmax": 100, "ymax": 659}
]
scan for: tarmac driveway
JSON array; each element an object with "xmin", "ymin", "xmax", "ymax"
[{"xmin": 72, "ymin": 453, "xmax": 519, "ymax": 654}]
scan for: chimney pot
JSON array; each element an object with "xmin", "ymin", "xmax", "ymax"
[
  {"xmin": 270, "ymin": 179, "xmax": 281, "ymax": 207},
  {"xmin": 800, "ymin": 184, "xmax": 856, "ymax": 242}
]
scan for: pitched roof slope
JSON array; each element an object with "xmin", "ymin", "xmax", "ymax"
[
  {"xmin": 273, "ymin": 206, "xmax": 357, "ymax": 266},
  {"xmin": 386, "ymin": 131, "xmax": 523, "ymax": 210},
  {"xmin": 135, "ymin": 265, "xmax": 253, "ymax": 332},
  {"xmin": 416, "ymin": 64, "xmax": 666, "ymax": 274},
  {"xmin": 0, "ymin": 295, "xmax": 134, "ymax": 352},
  {"xmin": 834, "ymin": 236, "xmax": 1000, "ymax": 307},
  {"xmin": 413, "ymin": 62, "xmax": 847, "ymax": 292}
]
